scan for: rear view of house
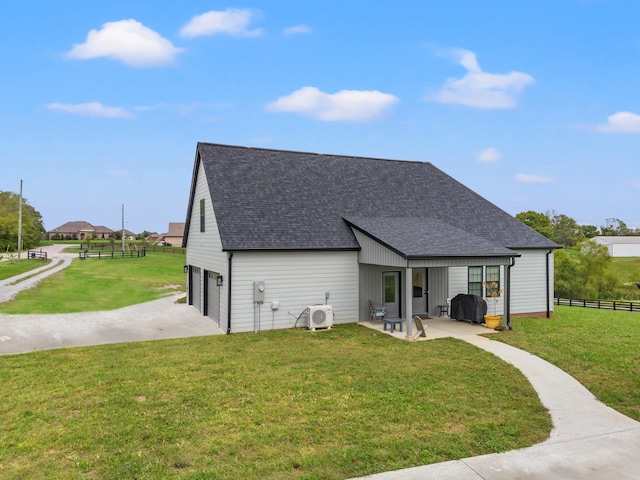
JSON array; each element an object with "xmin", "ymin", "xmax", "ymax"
[{"xmin": 183, "ymin": 143, "xmax": 558, "ymax": 335}]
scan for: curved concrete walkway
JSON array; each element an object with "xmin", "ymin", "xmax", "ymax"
[{"xmin": 351, "ymin": 320, "xmax": 640, "ymax": 479}]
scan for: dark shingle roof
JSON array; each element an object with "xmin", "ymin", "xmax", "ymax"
[
  {"xmin": 186, "ymin": 143, "xmax": 557, "ymax": 255},
  {"xmin": 345, "ymin": 217, "xmax": 517, "ymax": 258},
  {"xmin": 50, "ymin": 221, "xmax": 94, "ymax": 233}
]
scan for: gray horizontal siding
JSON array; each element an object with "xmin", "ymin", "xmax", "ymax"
[
  {"xmin": 230, "ymin": 251, "xmax": 359, "ymax": 333},
  {"xmin": 185, "ymin": 161, "xmax": 229, "ymax": 327},
  {"xmin": 510, "ymin": 249, "xmax": 554, "ymax": 315}
]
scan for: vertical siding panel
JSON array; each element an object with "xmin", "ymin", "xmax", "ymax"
[
  {"xmin": 353, "ymin": 230, "xmax": 406, "ymax": 267},
  {"xmin": 427, "ymin": 267, "xmax": 448, "ymax": 316},
  {"xmin": 359, "ymin": 264, "xmax": 391, "ymax": 321}
]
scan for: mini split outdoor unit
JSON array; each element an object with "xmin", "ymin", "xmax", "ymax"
[{"xmin": 308, "ymin": 305, "xmax": 333, "ymax": 330}]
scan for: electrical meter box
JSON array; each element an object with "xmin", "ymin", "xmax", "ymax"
[{"xmin": 254, "ymin": 281, "xmax": 265, "ymax": 303}]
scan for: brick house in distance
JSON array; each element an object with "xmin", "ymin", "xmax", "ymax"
[{"xmin": 48, "ymin": 221, "xmax": 115, "ymax": 240}]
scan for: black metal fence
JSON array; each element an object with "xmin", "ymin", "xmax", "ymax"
[
  {"xmin": 79, "ymin": 249, "xmax": 147, "ymax": 260},
  {"xmin": 555, "ymin": 297, "xmax": 640, "ymax": 312},
  {"xmin": 27, "ymin": 249, "xmax": 48, "ymax": 260}
]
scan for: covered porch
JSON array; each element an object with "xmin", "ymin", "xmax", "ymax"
[{"xmin": 346, "ymin": 216, "xmax": 519, "ymax": 339}]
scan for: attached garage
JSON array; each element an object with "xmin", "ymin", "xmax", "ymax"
[
  {"xmin": 205, "ymin": 270, "xmax": 221, "ymax": 326},
  {"xmin": 189, "ymin": 266, "xmax": 202, "ymax": 312}
]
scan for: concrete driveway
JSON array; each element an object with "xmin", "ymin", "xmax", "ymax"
[{"xmin": 0, "ymin": 244, "xmax": 223, "ymax": 355}]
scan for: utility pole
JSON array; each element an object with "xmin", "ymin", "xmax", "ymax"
[
  {"xmin": 122, "ymin": 204, "xmax": 125, "ymax": 253},
  {"xmin": 17, "ymin": 179, "xmax": 23, "ymax": 260}
]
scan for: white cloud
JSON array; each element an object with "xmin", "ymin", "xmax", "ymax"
[
  {"xmin": 266, "ymin": 86, "xmax": 399, "ymax": 122},
  {"xmin": 592, "ymin": 111, "xmax": 640, "ymax": 133},
  {"xmin": 180, "ymin": 8, "xmax": 262, "ymax": 38},
  {"xmin": 428, "ymin": 49, "xmax": 534, "ymax": 109},
  {"xmin": 65, "ymin": 19, "xmax": 182, "ymax": 68},
  {"xmin": 47, "ymin": 102, "xmax": 133, "ymax": 118},
  {"xmin": 283, "ymin": 25, "xmax": 311, "ymax": 36},
  {"xmin": 515, "ymin": 173, "xmax": 554, "ymax": 184},
  {"xmin": 478, "ymin": 147, "xmax": 502, "ymax": 163}
]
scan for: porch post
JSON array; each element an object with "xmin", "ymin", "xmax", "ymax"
[{"xmin": 405, "ymin": 267, "xmax": 413, "ymax": 339}]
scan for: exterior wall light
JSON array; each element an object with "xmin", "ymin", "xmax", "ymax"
[{"xmin": 216, "ymin": 276, "xmax": 223, "ymax": 287}]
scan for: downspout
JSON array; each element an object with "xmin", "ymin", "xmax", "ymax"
[
  {"xmin": 506, "ymin": 257, "xmax": 515, "ymax": 330},
  {"xmin": 546, "ymin": 249, "xmax": 552, "ymax": 318},
  {"xmin": 226, "ymin": 252, "xmax": 233, "ymax": 334}
]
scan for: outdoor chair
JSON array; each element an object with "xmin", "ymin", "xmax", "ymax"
[
  {"xmin": 368, "ymin": 299, "xmax": 386, "ymax": 323},
  {"xmin": 413, "ymin": 316, "xmax": 428, "ymax": 339}
]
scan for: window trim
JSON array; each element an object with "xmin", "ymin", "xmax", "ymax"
[
  {"xmin": 467, "ymin": 266, "xmax": 502, "ymax": 298},
  {"xmin": 485, "ymin": 266, "xmax": 501, "ymax": 298},
  {"xmin": 468, "ymin": 266, "xmax": 483, "ymax": 297}
]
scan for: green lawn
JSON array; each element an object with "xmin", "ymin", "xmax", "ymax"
[
  {"xmin": 492, "ymin": 306, "xmax": 640, "ymax": 421},
  {"xmin": 0, "ymin": 325, "xmax": 551, "ymax": 480},
  {"xmin": 0, "ymin": 258, "xmax": 51, "ymax": 281},
  {"xmin": 0, "ymin": 253, "xmax": 186, "ymax": 314}
]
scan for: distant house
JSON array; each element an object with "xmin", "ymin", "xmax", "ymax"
[
  {"xmin": 183, "ymin": 143, "xmax": 558, "ymax": 336},
  {"xmin": 48, "ymin": 221, "xmax": 115, "ymax": 240},
  {"xmin": 155, "ymin": 223, "xmax": 185, "ymax": 246},
  {"xmin": 112, "ymin": 228, "xmax": 137, "ymax": 240},
  {"xmin": 593, "ymin": 236, "xmax": 640, "ymax": 257}
]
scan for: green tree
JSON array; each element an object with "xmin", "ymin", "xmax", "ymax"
[
  {"xmin": 515, "ymin": 210, "xmax": 552, "ymax": 239},
  {"xmin": 548, "ymin": 211, "xmax": 584, "ymax": 248},
  {"xmin": 580, "ymin": 225, "xmax": 600, "ymax": 238},
  {"xmin": 577, "ymin": 239, "xmax": 616, "ymax": 298},
  {"xmin": 0, "ymin": 191, "xmax": 46, "ymax": 252},
  {"xmin": 554, "ymin": 239, "xmax": 618, "ymax": 299},
  {"xmin": 554, "ymin": 249, "xmax": 582, "ymax": 298},
  {"xmin": 601, "ymin": 218, "xmax": 630, "ymax": 236}
]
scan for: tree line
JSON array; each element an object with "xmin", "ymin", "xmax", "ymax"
[
  {"xmin": 516, "ymin": 210, "xmax": 638, "ymax": 300},
  {"xmin": 515, "ymin": 210, "xmax": 637, "ymax": 249},
  {"xmin": 0, "ymin": 191, "xmax": 46, "ymax": 252}
]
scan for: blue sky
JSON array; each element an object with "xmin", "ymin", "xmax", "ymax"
[{"xmin": 1, "ymin": 0, "xmax": 639, "ymax": 234}]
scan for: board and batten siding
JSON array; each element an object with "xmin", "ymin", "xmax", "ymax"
[
  {"xmin": 353, "ymin": 230, "xmax": 406, "ymax": 267},
  {"xmin": 185, "ymin": 159, "xmax": 229, "ymax": 326},
  {"xmin": 229, "ymin": 251, "xmax": 359, "ymax": 333},
  {"xmin": 359, "ymin": 263, "xmax": 397, "ymax": 321}
]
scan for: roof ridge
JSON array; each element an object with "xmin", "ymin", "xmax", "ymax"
[{"xmin": 197, "ymin": 142, "xmax": 433, "ymax": 167}]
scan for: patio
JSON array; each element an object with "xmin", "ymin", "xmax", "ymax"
[{"xmin": 359, "ymin": 315, "xmax": 498, "ymax": 341}]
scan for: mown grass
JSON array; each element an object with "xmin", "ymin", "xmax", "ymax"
[
  {"xmin": 492, "ymin": 306, "xmax": 640, "ymax": 421},
  {"xmin": 0, "ymin": 253, "xmax": 185, "ymax": 314},
  {"xmin": 607, "ymin": 256, "xmax": 640, "ymax": 299},
  {"xmin": 0, "ymin": 258, "xmax": 51, "ymax": 281},
  {"xmin": 0, "ymin": 325, "xmax": 551, "ymax": 480}
]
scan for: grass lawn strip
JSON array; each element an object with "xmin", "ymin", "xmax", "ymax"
[
  {"xmin": 7, "ymin": 259, "xmax": 63, "ymax": 285},
  {"xmin": 0, "ymin": 258, "xmax": 52, "ymax": 281},
  {"xmin": 0, "ymin": 325, "xmax": 551, "ymax": 479},
  {"xmin": 491, "ymin": 306, "xmax": 640, "ymax": 421},
  {"xmin": 0, "ymin": 253, "xmax": 186, "ymax": 314}
]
